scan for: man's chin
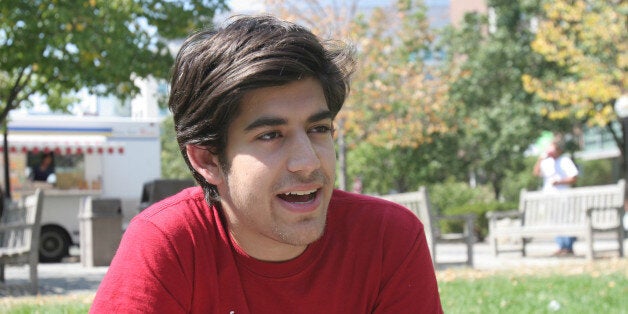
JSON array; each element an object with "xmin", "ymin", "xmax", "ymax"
[{"xmin": 279, "ymin": 217, "xmax": 327, "ymax": 246}]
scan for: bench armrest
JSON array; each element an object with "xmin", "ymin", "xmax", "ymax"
[
  {"xmin": 586, "ymin": 206, "xmax": 623, "ymax": 216},
  {"xmin": 486, "ymin": 209, "xmax": 521, "ymax": 220},
  {"xmin": 435, "ymin": 213, "xmax": 476, "ymax": 222},
  {"xmin": 435, "ymin": 213, "xmax": 476, "ymax": 237}
]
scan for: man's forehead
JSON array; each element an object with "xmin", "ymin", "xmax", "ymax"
[{"xmin": 234, "ymin": 79, "xmax": 330, "ymax": 127}]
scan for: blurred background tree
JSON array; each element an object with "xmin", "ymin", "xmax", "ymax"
[
  {"xmin": 438, "ymin": 0, "xmax": 546, "ymax": 199},
  {"xmin": 0, "ymin": 0, "xmax": 228, "ymax": 124},
  {"xmin": 522, "ymin": 0, "xmax": 627, "ymax": 151},
  {"xmin": 161, "ymin": 116, "xmax": 194, "ymax": 180}
]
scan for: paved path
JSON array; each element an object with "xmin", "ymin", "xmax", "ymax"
[
  {"xmin": 435, "ymin": 238, "xmax": 625, "ymax": 271},
  {"xmin": 1, "ymin": 239, "xmax": 625, "ymax": 297}
]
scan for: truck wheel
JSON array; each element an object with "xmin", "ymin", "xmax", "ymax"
[{"xmin": 39, "ymin": 225, "xmax": 71, "ymax": 263}]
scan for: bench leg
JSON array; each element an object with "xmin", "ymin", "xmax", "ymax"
[
  {"xmin": 522, "ymin": 238, "xmax": 529, "ymax": 257},
  {"xmin": 466, "ymin": 238, "xmax": 474, "ymax": 268},
  {"xmin": 29, "ymin": 253, "xmax": 38, "ymax": 295},
  {"xmin": 585, "ymin": 228, "xmax": 594, "ymax": 261},
  {"xmin": 29, "ymin": 264, "xmax": 38, "ymax": 294},
  {"xmin": 490, "ymin": 235, "xmax": 498, "ymax": 256},
  {"xmin": 465, "ymin": 219, "xmax": 474, "ymax": 267},
  {"xmin": 618, "ymin": 226, "xmax": 625, "ymax": 258}
]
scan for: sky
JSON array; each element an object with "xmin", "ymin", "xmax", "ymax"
[
  {"xmin": 227, "ymin": 0, "xmax": 266, "ymax": 14},
  {"xmin": 225, "ymin": 0, "xmax": 419, "ymax": 15}
]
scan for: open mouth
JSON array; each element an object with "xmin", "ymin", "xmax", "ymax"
[{"xmin": 277, "ymin": 189, "xmax": 318, "ymax": 203}]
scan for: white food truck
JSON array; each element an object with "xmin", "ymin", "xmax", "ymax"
[{"xmin": 0, "ymin": 115, "xmax": 162, "ymax": 262}]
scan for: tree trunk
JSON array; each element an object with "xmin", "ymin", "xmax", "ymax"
[{"xmin": 337, "ymin": 118, "xmax": 347, "ymax": 190}]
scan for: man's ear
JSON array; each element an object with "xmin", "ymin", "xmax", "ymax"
[{"xmin": 186, "ymin": 145, "xmax": 223, "ymax": 185}]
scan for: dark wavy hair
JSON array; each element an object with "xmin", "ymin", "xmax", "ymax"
[{"xmin": 168, "ymin": 15, "xmax": 355, "ymax": 205}]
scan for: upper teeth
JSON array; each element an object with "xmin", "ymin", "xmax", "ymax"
[{"xmin": 285, "ymin": 190, "xmax": 316, "ymax": 196}]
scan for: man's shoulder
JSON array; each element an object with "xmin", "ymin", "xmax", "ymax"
[
  {"xmin": 329, "ymin": 189, "xmax": 420, "ymax": 227},
  {"xmin": 327, "ymin": 190, "xmax": 425, "ymax": 259},
  {"xmin": 330, "ymin": 189, "xmax": 395, "ymax": 206},
  {"xmin": 133, "ymin": 186, "xmax": 211, "ymax": 229}
]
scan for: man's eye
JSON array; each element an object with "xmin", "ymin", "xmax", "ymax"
[
  {"xmin": 258, "ymin": 131, "xmax": 282, "ymax": 141},
  {"xmin": 310, "ymin": 125, "xmax": 333, "ymax": 134}
]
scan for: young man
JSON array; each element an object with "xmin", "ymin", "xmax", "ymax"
[{"xmin": 91, "ymin": 15, "xmax": 442, "ymax": 313}]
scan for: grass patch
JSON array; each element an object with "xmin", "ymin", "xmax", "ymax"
[
  {"xmin": 438, "ymin": 258, "xmax": 628, "ymax": 313},
  {"xmin": 0, "ymin": 293, "xmax": 93, "ymax": 314}
]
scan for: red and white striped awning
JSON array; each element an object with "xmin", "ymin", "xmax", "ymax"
[{"xmin": 0, "ymin": 134, "xmax": 125, "ymax": 155}]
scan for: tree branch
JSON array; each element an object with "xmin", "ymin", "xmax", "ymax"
[{"xmin": 607, "ymin": 120, "xmax": 623, "ymax": 156}]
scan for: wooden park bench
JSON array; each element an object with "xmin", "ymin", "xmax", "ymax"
[
  {"xmin": 0, "ymin": 189, "xmax": 44, "ymax": 294},
  {"xmin": 380, "ymin": 187, "xmax": 476, "ymax": 268},
  {"xmin": 486, "ymin": 180, "xmax": 625, "ymax": 260}
]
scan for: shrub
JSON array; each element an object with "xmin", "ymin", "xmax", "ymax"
[
  {"xmin": 576, "ymin": 157, "xmax": 618, "ymax": 187},
  {"xmin": 441, "ymin": 201, "xmax": 517, "ymax": 241},
  {"xmin": 500, "ymin": 157, "xmax": 540, "ymax": 203},
  {"xmin": 429, "ymin": 181, "xmax": 493, "ymax": 215}
]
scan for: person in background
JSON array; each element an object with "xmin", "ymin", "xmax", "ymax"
[
  {"xmin": 30, "ymin": 152, "xmax": 54, "ymax": 182},
  {"xmin": 90, "ymin": 15, "xmax": 442, "ymax": 313},
  {"xmin": 533, "ymin": 138, "xmax": 579, "ymax": 256}
]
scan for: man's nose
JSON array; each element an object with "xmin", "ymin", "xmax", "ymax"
[{"xmin": 287, "ymin": 133, "xmax": 321, "ymax": 174}]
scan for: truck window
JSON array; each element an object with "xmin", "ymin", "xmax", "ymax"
[{"xmin": 26, "ymin": 152, "xmax": 92, "ymax": 190}]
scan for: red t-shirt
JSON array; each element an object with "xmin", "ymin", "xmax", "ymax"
[{"xmin": 90, "ymin": 187, "xmax": 442, "ymax": 313}]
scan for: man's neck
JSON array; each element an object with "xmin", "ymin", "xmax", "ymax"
[{"xmin": 228, "ymin": 230, "xmax": 308, "ymax": 262}]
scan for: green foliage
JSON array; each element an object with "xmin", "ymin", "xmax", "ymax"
[
  {"xmin": 439, "ymin": 0, "xmax": 547, "ymax": 199},
  {"xmin": 443, "ymin": 201, "xmax": 517, "ymax": 241},
  {"xmin": 500, "ymin": 156, "xmax": 542, "ymax": 202},
  {"xmin": 0, "ymin": 0, "xmax": 228, "ymax": 122},
  {"xmin": 576, "ymin": 158, "xmax": 618, "ymax": 187},
  {"xmin": 428, "ymin": 181, "xmax": 511, "ymax": 240},
  {"xmin": 429, "ymin": 181, "xmax": 493, "ymax": 215},
  {"xmin": 346, "ymin": 138, "xmax": 467, "ymax": 195},
  {"xmin": 161, "ymin": 116, "xmax": 194, "ymax": 180},
  {"xmin": 346, "ymin": 143, "xmax": 423, "ymax": 194}
]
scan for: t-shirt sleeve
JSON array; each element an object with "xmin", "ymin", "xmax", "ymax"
[
  {"xmin": 561, "ymin": 157, "xmax": 579, "ymax": 178},
  {"xmin": 90, "ymin": 218, "xmax": 192, "ymax": 313},
  {"xmin": 372, "ymin": 208, "xmax": 443, "ymax": 313}
]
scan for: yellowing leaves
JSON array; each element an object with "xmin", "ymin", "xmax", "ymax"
[
  {"xmin": 525, "ymin": 0, "xmax": 627, "ymax": 126},
  {"xmin": 64, "ymin": 22, "xmax": 86, "ymax": 32}
]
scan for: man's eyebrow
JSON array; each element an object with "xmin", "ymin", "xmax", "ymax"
[
  {"xmin": 244, "ymin": 117, "xmax": 287, "ymax": 131},
  {"xmin": 308, "ymin": 110, "xmax": 333, "ymax": 123},
  {"xmin": 244, "ymin": 110, "xmax": 332, "ymax": 132}
]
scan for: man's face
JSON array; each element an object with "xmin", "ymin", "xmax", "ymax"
[{"xmin": 216, "ymin": 78, "xmax": 336, "ymax": 261}]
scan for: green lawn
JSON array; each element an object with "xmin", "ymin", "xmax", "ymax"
[
  {"xmin": 1, "ymin": 259, "xmax": 626, "ymax": 313},
  {"xmin": 0, "ymin": 293, "xmax": 93, "ymax": 314},
  {"xmin": 438, "ymin": 258, "xmax": 628, "ymax": 313}
]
